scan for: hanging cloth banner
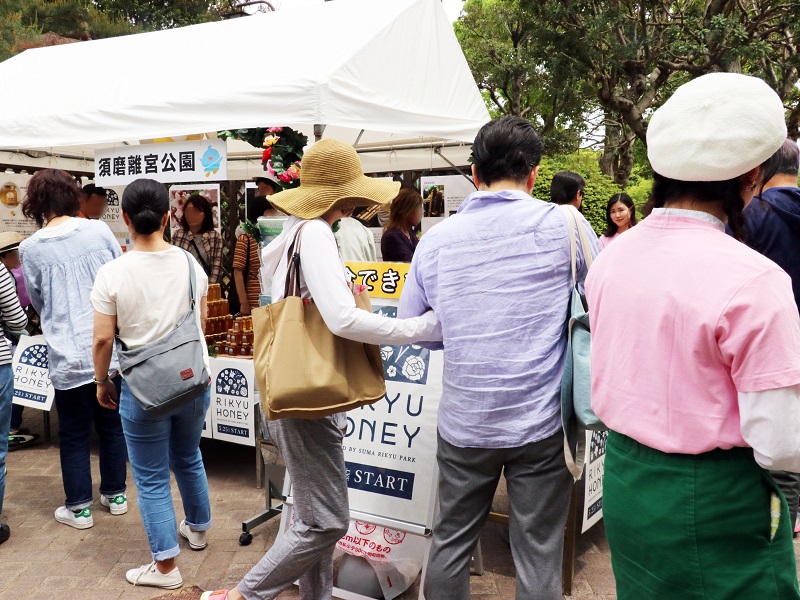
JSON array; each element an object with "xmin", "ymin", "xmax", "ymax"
[{"xmin": 95, "ymin": 139, "xmax": 227, "ymax": 186}]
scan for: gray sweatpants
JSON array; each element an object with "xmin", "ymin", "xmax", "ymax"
[
  {"xmin": 238, "ymin": 415, "xmax": 350, "ymax": 600},
  {"xmin": 424, "ymin": 430, "xmax": 572, "ymax": 600}
]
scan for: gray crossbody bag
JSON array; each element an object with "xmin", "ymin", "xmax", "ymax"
[{"xmin": 117, "ymin": 249, "xmax": 209, "ymax": 416}]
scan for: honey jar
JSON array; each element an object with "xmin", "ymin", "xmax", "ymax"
[
  {"xmin": 220, "ymin": 299, "xmax": 229, "ymax": 315},
  {"xmin": 226, "ymin": 344, "xmax": 237, "ymax": 356},
  {"xmin": 238, "ymin": 344, "xmax": 250, "ymax": 356},
  {"xmin": 1, "ymin": 182, "xmax": 19, "ymax": 207},
  {"xmin": 241, "ymin": 330, "xmax": 253, "ymax": 345}
]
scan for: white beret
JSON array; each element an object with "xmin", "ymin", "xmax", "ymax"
[{"xmin": 647, "ymin": 72, "xmax": 787, "ymax": 181}]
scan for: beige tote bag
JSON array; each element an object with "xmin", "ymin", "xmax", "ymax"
[{"xmin": 253, "ymin": 224, "xmax": 386, "ymax": 420}]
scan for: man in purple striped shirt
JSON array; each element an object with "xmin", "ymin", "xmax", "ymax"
[{"xmin": 399, "ymin": 116, "xmax": 599, "ymax": 599}]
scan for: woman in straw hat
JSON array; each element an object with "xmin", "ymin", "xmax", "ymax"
[
  {"xmin": 586, "ymin": 72, "xmax": 800, "ymax": 598},
  {"xmin": 201, "ymin": 139, "xmax": 440, "ymax": 600}
]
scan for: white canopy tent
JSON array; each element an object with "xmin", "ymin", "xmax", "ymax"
[{"xmin": 0, "ymin": 0, "xmax": 487, "ymax": 175}]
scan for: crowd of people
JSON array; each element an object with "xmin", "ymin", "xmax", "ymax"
[{"xmin": 0, "ymin": 71, "xmax": 799, "ymax": 600}]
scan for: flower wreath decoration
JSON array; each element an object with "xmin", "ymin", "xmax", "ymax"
[{"xmin": 217, "ymin": 127, "xmax": 308, "ymax": 190}]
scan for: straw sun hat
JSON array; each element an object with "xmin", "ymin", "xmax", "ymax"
[
  {"xmin": 267, "ymin": 139, "xmax": 400, "ymax": 220},
  {"xmin": 0, "ymin": 232, "xmax": 23, "ymax": 254}
]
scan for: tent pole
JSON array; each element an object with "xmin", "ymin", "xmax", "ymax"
[{"xmin": 313, "ymin": 124, "xmax": 326, "ymax": 142}]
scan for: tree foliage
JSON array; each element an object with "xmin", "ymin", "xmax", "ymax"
[
  {"xmin": 456, "ymin": 0, "xmax": 800, "ymax": 186},
  {"xmin": 454, "ymin": 0, "xmax": 589, "ymax": 154}
]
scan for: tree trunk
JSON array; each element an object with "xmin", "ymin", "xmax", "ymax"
[{"xmin": 599, "ymin": 113, "xmax": 621, "ymax": 178}]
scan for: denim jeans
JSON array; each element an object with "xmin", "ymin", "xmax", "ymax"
[
  {"xmin": 0, "ymin": 364, "xmax": 13, "ymax": 516},
  {"xmin": 120, "ymin": 381, "xmax": 212, "ymax": 561},
  {"xmin": 54, "ymin": 378, "xmax": 127, "ymax": 510},
  {"xmin": 10, "ymin": 404, "xmax": 23, "ymax": 431}
]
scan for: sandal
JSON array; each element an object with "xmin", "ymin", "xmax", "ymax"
[{"xmin": 200, "ymin": 591, "xmax": 228, "ymax": 600}]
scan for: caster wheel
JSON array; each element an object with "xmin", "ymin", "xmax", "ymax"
[{"xmin": 239, "ymin": 532, "xmax": 253, "ymax": 546}]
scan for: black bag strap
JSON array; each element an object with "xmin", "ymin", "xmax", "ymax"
[
  {"xmin": 190, "ymin": 239, "xmax": 211, "ymax": 275},
  {"xmin": 284, "ymin": 223, "xmax": 308, "ymax": 299},
  {"xmin": 181, "ymin": 248, "xmax": 198, "ymax": 312}
]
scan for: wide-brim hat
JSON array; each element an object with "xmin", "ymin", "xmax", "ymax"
[
  {"xmin": 647, "ymin": 73, "xmax": 787, "ymax": 182},
  {"xmin": 268, "ymin": 139, "xmax": 400, "ymax": 220},
  {"xmin": 0, "ymin": 232, "xmax": 23, "ymax": 253}
]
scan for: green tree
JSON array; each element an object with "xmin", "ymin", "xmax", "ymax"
[
  {"xmin": 454, "ymin": 0, "xmax": 591, "ymax": 154},
  {"xmin": 541, "ymin": 0, "xmax": 800, "ymax": 184}
]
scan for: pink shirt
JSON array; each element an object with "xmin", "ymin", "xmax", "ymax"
[
  {"xmin": 598, "ymin": 232, "xmax": 618, "ymax": 249},
  {"xmin": 586, "ymin": 209, "xmax": 800, "ymax": 454}
]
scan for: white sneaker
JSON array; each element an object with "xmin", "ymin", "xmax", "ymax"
[
  {"xmin": 55, "ymin": 506, "xmax": 93, "ymax": 530},
  {"xmin": 126, "ymin": 562, "xmax": 183, "ymax": 589},
  {"xmin": 100, "ymin": 493, "xmax": 128, "ymax": 515},
  {"xmin": 179, "ymin": 519, "xmax": 208, "ymax": 550}
]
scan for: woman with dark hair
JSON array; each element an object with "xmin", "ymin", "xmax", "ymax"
[
  {"xmin": 598, "ymin": 193, "xmax": 636, "ymax": 248},
  {"xmin": 232, "ymin": 196, "xmax": 275, "ymax": 316},
  {"xmin": 92, "ymin": 178, "xmax": 212, "ymax": 590},
  {"xmin": 20, "ymin": 168, "xmax": 127, "ymax": 531},
  {"xmin": 171, "ymin": 193, "xmax": 224, "ymax": 284},
  {"xmin": 587, "ymin": 73, "xmax": 800, "ymax": 599},
  {"xmin": 381, "ymin": 189, "xmax": 423, "ymax": 262}
]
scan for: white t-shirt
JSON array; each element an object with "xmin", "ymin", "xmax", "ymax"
[{"xmin": 91, "ymin": 246, "xmax": 209, "ymax": 369}]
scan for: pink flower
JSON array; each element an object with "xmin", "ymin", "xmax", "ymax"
[
  {"xmin": 278, "ymin": 173, "xmax": 292, "ymax": 183},
  {"xmin": 266, "ymin": 160, "xmax": 276, "ymax": 176},
  {"xmin": 286, "ymin": 165, "xmax": 300, "ymax": 179},
  {"xmin": 267, "ymin": 127, "xmax": 283, "ymax": 133}
]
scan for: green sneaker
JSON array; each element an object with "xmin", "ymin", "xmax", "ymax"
[
  {"xmin": 55, "ymin": 506, "xmax": 93, "ymax": 529},
  {"xmin": 100, "ymin": 493, "xmax": 128, "ymax": 515}
]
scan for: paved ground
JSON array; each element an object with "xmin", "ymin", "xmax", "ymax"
[{"xmin": 0, "ymin": 409, "xmax": 627, "ymax": 599}]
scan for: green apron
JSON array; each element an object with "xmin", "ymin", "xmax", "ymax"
[{"xmin": 604, "ymin": 432, "xmax": 800, "ymax": 600}]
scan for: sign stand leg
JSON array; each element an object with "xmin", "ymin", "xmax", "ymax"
[{"xmin": 562, "ymin": 482, "xmax": 579, "ymax": 596}]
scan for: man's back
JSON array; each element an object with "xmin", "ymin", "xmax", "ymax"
[
  {"xmin": 399, "ymin": 189, "xmax": 597, "ymax": 449},
  {"xmin": 744, "ymin": 187, "xmax": 800, "ymax": 309}
]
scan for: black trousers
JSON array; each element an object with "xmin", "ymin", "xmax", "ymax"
[{"xmin": 772, "ymin": 470, "xmax": 800, "ymax": 528}]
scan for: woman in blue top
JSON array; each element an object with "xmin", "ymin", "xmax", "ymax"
[{"xmin": 20, "ymin": 169, "xmax": 128, "ymax": 530}]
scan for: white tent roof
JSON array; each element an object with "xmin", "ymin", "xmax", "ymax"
[{"xmin": 0, "ymin": 0, "xmax": 488, "ymax": 166}]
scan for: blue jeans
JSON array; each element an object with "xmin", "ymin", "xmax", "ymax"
[
  {"xmin": 54, "ymin": 378, "xmax": 127, "ymax": 510},
  {"xmin": 0, "ymin": 364, "xmax": 13, "ymax": 516},
  {"xmin": 120, "ymin": 381, "xmax": 212, "ymax": 561}
]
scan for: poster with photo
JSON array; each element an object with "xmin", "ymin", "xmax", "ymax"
[
  {"xmin": 169, "ymin": 184, "xmax": 221, "ymax": 236},
  {"xmin": 103, "ymin": 186, "xmax": 133, "ymax": 252},
  {"xmin": 0, "ymin": 173, "xmax": 35, "ymax": 236},
  {"xmin": 420, "ymin": 175, "xmax": 476, "ymax": 216}
]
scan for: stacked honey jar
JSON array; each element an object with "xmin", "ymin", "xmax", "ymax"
[
  {"xmin": 221, "ymin": 315, "xmax": 254, "ymax": 358},
  {"xmin": 205, "ymin": 284, "xmax": 232, "ymax": 353}
]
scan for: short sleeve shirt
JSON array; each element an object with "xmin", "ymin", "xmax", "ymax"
[{"xmin": 586, "ymin": 209, "xmax": 800, "ymax": 454}]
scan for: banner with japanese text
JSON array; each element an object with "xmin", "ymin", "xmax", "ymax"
[
  {"xmin": 339, "ymin": 297, "xmax": 442, "ymax": 530},
  {"xmin": 345, "ymin": 261, "xmax": 410, "ymax": 300},
  {"xmin": 11, "ymin": 336, "xmax": 55, "ymax": 411},
  {"xmin": 94, "ymin": 139, "xmax": 227, "ymax": 186},
  {"xmin": 582, "ymin": 430, "xmax": 607, "ymax": 533},
  {"xmin": 210, "ymin": 357, "xmax": 256, "ymax": 446}
]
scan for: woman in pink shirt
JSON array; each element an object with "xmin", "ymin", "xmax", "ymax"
[
  {"xmin": 597, "ymin": 193, "xmax": 636, "ymax": 249},
  {"xmin": 587, "ymin": 73, "xmax": 800, "ymax": 599}
]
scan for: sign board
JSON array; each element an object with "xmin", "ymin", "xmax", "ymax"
[
  {"xmin": 95, "ymin": 139, "xmax": 227, "ymax": 186},
  {"xmin": 0, "ymin": 174, "xmax": 36, "ymax": 236},
  {"xmin": 103, "ymin": 186, "xmax": 133, "ymax": 252},
  {"xmin": 210, "ymin": 357, "xmax": 256, "ymax": 446},
  {"xmin": 11, "ymin": 335, "xmax": 55, "ymax": 411},
  {"xmin": 419, "ymin": 175, "xmax": 475, "ymax": 217},
  {"xmin": 345, "ymin": 262, "xmax": 410, "ymax": 301},
  {"xmin": 581, "ymin": 430, "xmax": 607, "ymax": 533},
  {"xmin": 168, "ymin": 184, "xmax": 222, "ymax": 236}
]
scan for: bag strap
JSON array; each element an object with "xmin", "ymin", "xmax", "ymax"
[
  {"xmin": 560, "ymin": 205, "xmax": 594, "ymax": 287},
  {"xmin": 283, "ymin": 223, "xmax": 308, "ymax": 299},
  {"xmin": 560, "ymin": 205, "xmax": 579, "ymax": 288},
  {"xmin": 181, "ymin": 249, "xmax": 198, "ymax": 312},
  {"xmin": 190, "ymin": 238, "xmax": 211, "ymax": 275}
]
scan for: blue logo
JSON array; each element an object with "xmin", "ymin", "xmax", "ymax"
[
  {"xmin": 19, "ymin": 344, "xmax": 48, "ymax": 369},
  {"xmin": 373, "ymin": 306, "xmax": 430, "ymax": 385},
  {"xmin": 216, "ymin": 368, "xmax": 248, "ymax": 397},
  {"xmin": 345, "ymin": 461, "xmax": 415, "ymax": 500}
]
